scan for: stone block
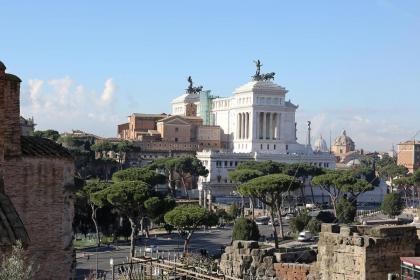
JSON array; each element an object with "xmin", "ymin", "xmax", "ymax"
[
  {"xmin": 232, "ymin": 240, "xmax": 243, "ymax": 249},
  {"xmin": 321, "ymin": 223, "xmax": 340, "ymax": 233},
  {"xmin": 242, "ymin": 240, "xmax": 259, "ymax": 249},
  {"xmin": 340, "ymin": 225, "xmax": 356, "ymax": 236},
  {"xmin": 263, "ymin": 256, "xmax": 274, "ymax": 265}
]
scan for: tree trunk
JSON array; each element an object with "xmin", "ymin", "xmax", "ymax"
[
  {"xmin": 183, "ymin": 235, "xmax": 191, "ymax": 255},
  {"xmin": 309, "ymin": 180, "xmax": 315, "ymax": 204},
  {"xmin": 140, "ymin": 217, "xmax": 144, "ymax": 236},
  {"xmin": 275, "ymin": 200, "xmax": 284, "ymax": 239},
  {"xmin": 269, "ymin": 207, "xmax": 279, "ymax": 249},
  {"xmin": 128, "ymin": 218, "xmax": 137, "ymax": 259},
  {"xmin": 241, "ymin": 195, "xmax": 245, "ymax": 217},
  {"xmin": 331, "ymin": 197, "xmax": 337, "ymax": 217},
  {"xmin": 250, "ymin": 197, "xmax": 255, "ymax": 220},
  {"xmin": 181, "ymin": 176, "xmax": 189, "ymax": 199},
  {"xmin": 145, "ymin": 223, "xmax": 150, "ymax": 239},
  {"xmin": 91, "ymin": 204, "xmax": 101, "ymax": 247},
  {"xmin": 169, "ymin": 170, "xmax": 175, "ymax": 196},
  {"xmin": 300, "ymin": 185, "xmax": 306, "ymax": 204}
]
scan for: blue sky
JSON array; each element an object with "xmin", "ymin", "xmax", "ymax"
[{"xmin": 1, "ymin": 0, "xmax": 419, "ymax": 151}]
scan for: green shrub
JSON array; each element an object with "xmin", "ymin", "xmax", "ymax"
[
  {"xmin": 381, "ymin": 193, "xmax": 404, "ymax": 217},
  {"xmin": 306, "ymin": 218, "xmax": 322, "ymax": 234},
  {"xmin": 289, "ymin": 211, "xmax": 311, "ymax": 233},
  {"xmin": 316, "ymin": 211, "xmax": 336, "ymax": 223},
  {"xmin": 232, "ymin": 218, "xmax": 260, "ymax": 241},
  {"xmin": 336, "ymin": 197, "xmax": 356, "ymax": 224},
  {"xmin": 164, "ymin": 224, "xmax": 174, "ymax": 234}
]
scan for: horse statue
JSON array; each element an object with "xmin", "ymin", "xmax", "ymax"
[{"xmin": 262, "ymin": 72, "xmax": 275, "ymax": 81}]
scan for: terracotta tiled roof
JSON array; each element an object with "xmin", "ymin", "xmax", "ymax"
[{"xmin": 21, "ymin": 136, "xmax": 73, "ymax": 158}]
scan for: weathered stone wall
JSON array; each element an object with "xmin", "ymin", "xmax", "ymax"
[
  {"xmin": 273, "ymin": 263, "xmax": 312, "ymax": 280},
  {"xmin": 315, "ymin": 223, "xmax": 417, "ymax": 280},
  {"xmin": 220, "ymin": 241, "xmax": 315, "ymax": 280},
  {"xmin": 220, "ymin": 241, "xmax": 276, "ymax": 279},
  {"xmin": 2, "ymin": 157, "xmax": 75, "ymax": 280}
]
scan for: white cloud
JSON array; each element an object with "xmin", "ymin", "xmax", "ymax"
[
  {"xmin": 21, "ymin": 76, "xmax": 125, "ymax": 137},
  {"xmin": 99, "ymin": 78, "xmax": 116, "ymax": 106},
  {"xmin": 48, "ymin": 76, "xmax": 73, "ymax": 105},
  {"xmin": 28, "ymin": 79, "xmax": 44, "ymax": 107}
]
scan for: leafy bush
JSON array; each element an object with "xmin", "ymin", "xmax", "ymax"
[
  {"xmin": 382, "ymin": 193, "xmax": 404, "ymax": 217},
  {"xmin": 289, "ymin": 211, "xmax": 311, "ymax": 233},
  {"xmin": 306, "ymin": 218, "xmax": 322, "ymax": 234},
  {"xmin": 316, "ymin": 211, "xmax": 336, "ymax": 223},
  {"xmin": 232, "ymin": 218, "xmax": 260, "ymax": 241},
  {"xmin": 0, "ymin": 241, "xmax": 35, "ymax": 280},
  {"xmin": 336, "ymin": 197, "xmax": 356, "ymax": 224},
  {"xmin": 228, "ymin": 203, "xmax": 240, "ymax": 219},
  {"xmin": 164, "ymin": 224, "xmax": 174, "ymax": 234}
]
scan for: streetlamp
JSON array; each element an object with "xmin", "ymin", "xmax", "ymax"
[{"xmin": 109, "ymin": 258, "xmax": 114, "ymax": 280}]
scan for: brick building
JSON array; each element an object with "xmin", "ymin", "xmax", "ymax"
[
  {"xmin": 117, "ymin": 111, "xmax": 222, "ymax": 167},
  {"xmin": 0, "ymin": 61, "xmax": 75, "ymax": 279},
  {"xmin": 398, "ymin": 140, "xmax": 420, "ymax": 173}
]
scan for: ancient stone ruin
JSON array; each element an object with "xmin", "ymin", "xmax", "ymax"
[
  {"xmin": 219, "ymin": 240, "xmax": 315, "ymax": 280},
  {"xmin": 314, "ymin": 223, "xmax": 418, "ymax": 280},
  {"xmin": 220, "ymin": 223, "xmax": 419, "ymax": 280}
]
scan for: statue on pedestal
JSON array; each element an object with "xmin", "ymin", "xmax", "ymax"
[
  {"xmin": 186, "ymin": 76, "xmax": 203, "ymax": 94},
  {"xmin": 252, "ymin": 60, "xmax": 275, "ymax": 81}
]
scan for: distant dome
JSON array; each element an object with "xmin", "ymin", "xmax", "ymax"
[
  {"xmin": 334, "ymin": 130, "xmax": 355, "ymax": 147},
  {"xmin": 346, "ymin": 159, "xmax": 361, "ymax": 167},
  {"xmin": 0, "ymin": 60, "xmax": 6, "ymax": 70},
  {"xmin": 314, "ymin": 135, "xmax": 329, "ymax": 152}
]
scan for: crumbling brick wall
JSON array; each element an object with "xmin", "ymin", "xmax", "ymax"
[
  {"xmin": 273, "ymin": 263, "xmax": 312, "ymax": 280},
  {"xmin": 2, "ymin": 157, "xmax": 75, "ymax": 280}
]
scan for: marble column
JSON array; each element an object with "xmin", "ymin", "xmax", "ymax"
[
  {"xmin": 245, "ymin": 113, "xmax": 249, "ymax": 139},
  {"xmin": 263, "ymin": 112, "xmax": 267, "ymax": 140},
  {"xmin": 254, "ymin": 112, "xmax": 258, "ymax": 140},
  {"xmin": 203, "ymin": 189, "xmax": 207, "ymax": 209},
  {"xmin": 199, "ymin": 189, "xmax": 202, "ymax": 206},
  {"xmin": 271, "ymin": 113, "xmax": 277, "ymax": 139},
  {"xmin": 242, "ymin": 113, "xmax": 246, "ymax": 140},
  {"xmin": 238, "ymin": 113, "xmax": 242, "ymax": 139},
  {"xmin": 208, "ymin": 190, "xmax": 212, "ymax": 211}
]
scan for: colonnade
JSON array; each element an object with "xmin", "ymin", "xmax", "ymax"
[
  {"xmin": 237, "ymin": 112, "xmax": 250, "ymax": 139},
  {"xmin": 257, "ymin": 112, "xmax": 280, "ymax": 140}
]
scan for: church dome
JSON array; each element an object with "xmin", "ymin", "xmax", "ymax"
[
  {"xmin": 0, "ymin": 60, "xmax": 6, "ymax": 71},
  {"xmin": 314, "ymin": 135, "xmax": 329, "ymax": 152},
  {"xmin": 334, "ymin": 130, "xmax": 355, "ymax": 146}
]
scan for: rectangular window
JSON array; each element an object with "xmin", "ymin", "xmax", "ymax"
[
  {"xmin": 261, "ymin": 144, "xmax": 263, "ymax": 150},
  {"xmin": 267, "ymin": 144, "xmax": 269, "ymax": 149},
  {"xmin": 274, "ymin": 144, "xmax": 276, "ymax": 150}
]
